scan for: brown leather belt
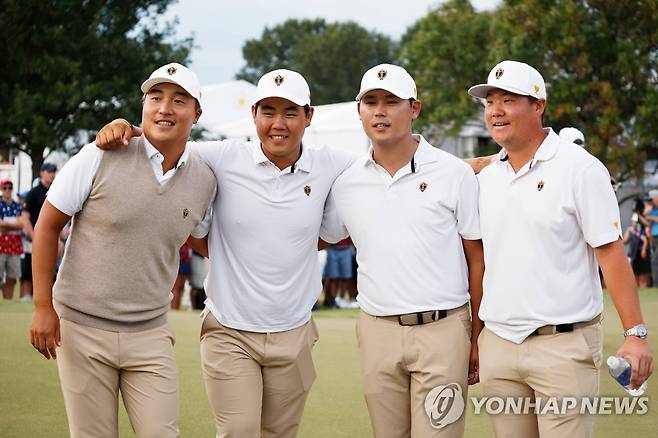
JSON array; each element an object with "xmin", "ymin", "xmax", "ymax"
[{"xmin": 529, "ymin": 314, "xmax": 602, "ymax": 336}]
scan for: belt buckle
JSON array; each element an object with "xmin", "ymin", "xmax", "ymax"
[
  {"xmin": 398, "ymin": 310, "xmax": 447, "ymax": 326},
  {"xmin": 556, "ymin": 323, "xmax": 574, "ymax": 333},
  {"xmin": 398, "ymin": 313, "xmax": 421, "ymax": 326},
  {"xmin": 398, "ymin": 313, "xmax": 414, "ymax": 326},
  {"xmin": 533, "ymin": 323, "xmax": 575, "ymax": 336}
]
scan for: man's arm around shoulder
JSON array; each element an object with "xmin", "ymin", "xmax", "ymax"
[{"xmin": 96, "ymin": 118, "xmax": 142, "ymax": 150}]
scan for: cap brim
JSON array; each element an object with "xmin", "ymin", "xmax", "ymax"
[
  {"xmin": 468, "ymin": 84, "xmax": 533, "ymax": 99},
  {"xmin": 140, "ymin": 78, "xmax": 199, "ymax": 104},
  {"xmin": 251, "ymin": 91, "xmax": 309, "ymax": 107},
  {"xmin": 355, "ymin": 86, "xmax": 415, "ymax": 101}
]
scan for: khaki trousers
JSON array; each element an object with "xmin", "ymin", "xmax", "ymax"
[
  {"xmin": 57, "ymin": 319, "xmax": 179, "ymax": 438},
  {"xmin": 478, "ymin": 324, "xmax": 602, "ymax": 438},
  {"xmin": 200, "ymin": 312, "xmax": 318, "ymax": 438},
  {"xmin": 356, "ymin": 305, "xmax": 471, "ymax": 438}
]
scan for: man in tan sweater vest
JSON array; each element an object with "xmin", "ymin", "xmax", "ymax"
[{"xmin": 29, "ymin": 63, "xmax": 216, "ymax": 438}]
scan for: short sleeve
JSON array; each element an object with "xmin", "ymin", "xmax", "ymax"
[
  {"xmin": 47, "ymin": 142, "xmax": 103, "ymax": 216},
  {"xmin": 189, "ymin": 140, "xmax": 230, "ymax": 171},
  {"xmin": 320, "ymin": 188, "xmax": 349, "ymax": 243},
  {"xmin": 190, "ymin": 186, "xmax": 217, "ymax": 239},
  {"xmin": 455, "ymin": 167, "xmax": 481, "ymax": 240},
  {"xmin": 574, "ymin": 161, "xmax": 622, "ymax": 247}
]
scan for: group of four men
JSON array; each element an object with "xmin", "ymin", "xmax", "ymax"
[{"xmin": 29, "ymin": 58, "xmax": 652, "ymax": 438}]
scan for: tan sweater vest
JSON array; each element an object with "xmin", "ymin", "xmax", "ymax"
[{"xmin": 53, "ymin": 137, "xmax": 216, "ymax": 332}]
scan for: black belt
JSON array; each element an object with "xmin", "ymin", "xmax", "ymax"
[{"xmin": 529, "ymin": 314, "xmax": 602, "ymax": 336}]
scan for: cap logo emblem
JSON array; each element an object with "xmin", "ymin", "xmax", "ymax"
[
  {"xmin": 274, "ymin": 74, "xmax": 284, "ymax": 86},
  {"xmin": 534, "ymin": 84, "xmax": 540, "ymax": 94},
  {"xmin": 377, "ymin": 69, "xmax": 387, "ymax": 80},
  {"xmin": 182, "ymin": 208, "xmax": 189, "ymax": 219},
  {"xmin": 537, "ymin": 181, "xmax": 544, "ymax": 191},
  {"xmin": 304, "ymin": 185, "xmax": 311, "ymax": 196},
  {"xmin": 419, "ymin": 182, "xmax": 428, "ymax": 192},
  {"xmin": 495, "ymin": 68, "xmax": 504, "ymax": 79},
  {"xmin": 613, "ymin": 221, "xmax": 619, "ymax": 229},
  {"xmin": 167, "ymin": 66, "xmax": 177, "ymax": 75}
]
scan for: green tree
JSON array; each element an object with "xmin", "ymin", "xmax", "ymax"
[
  {"xmin": 0, "ymin": 0, "xmax": 192, "ymax": 174},
  {"xmin": 237, "ymin": 19, "xmax": 398, "ymax": 104},
  {"xmin": 489, "ymin": 0, "xmax": 658, "ymax": 182},
  {"xmin": 401, "ymin": 0, "xmax": 658, "ymax": 181},
  {"xmin": 236, "ymin": 19, "xmax": 327, "ymax": 84},
  {"xmin": 400, "ymin": 0, "xmax": 494, "ymax": 136}
]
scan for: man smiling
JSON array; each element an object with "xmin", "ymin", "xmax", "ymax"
[
  {"xmin": 29, "ymin": 63, "xmax": 216, "ymax": 437},
  {"xmin": 322, "ymin": 64, "xmax": 484, "ymax": 438},
  {"xmin": 470, "ymin": 60, "xmax": 653, "ymax": 437},
  {"xmin": 95, "ymin": 69, "xmax": 356, "ymax": 438}
]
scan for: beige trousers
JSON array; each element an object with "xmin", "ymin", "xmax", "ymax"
[
  {"xmin": 200, "ymin": 312, "xmax": 318, "ymax": 438},
  {"xmin": 356, "ymin": 305, "xmax": 472, "ymax": 438},
  {"xmin": 57, "ymin": 318, "xmax": 179, "ymax": 438},
  {"xmin": 478, "ymin": 324, "xmax": 602, "ymax": 438}
]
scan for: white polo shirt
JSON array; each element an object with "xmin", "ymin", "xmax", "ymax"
[
  {"xmin": 48, "ymin": 137, "xmax": 211, "ymax": 238},
  {"xmin": 477, "ymin": 128, "xmax": 622, "ymax": 344},
  {"xmin": 191, "ymin": 139, "xmax": 356, "ymax": 332},
  {"xmin": 322, "ymin": 134, "xmax": 481, "ymax": 316}
]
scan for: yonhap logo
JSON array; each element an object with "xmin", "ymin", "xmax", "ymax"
[{"xmin": 424, "ymin": 383, "xmax": 465, "ymax": 429}]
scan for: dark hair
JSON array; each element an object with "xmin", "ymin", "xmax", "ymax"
[
  {"xmin": 634, "ymin": 198, "xmax": 646, "ymax": 214},
  {"xmin": 254, "ymin": 102, "xmax": 311, "ymax": 115}
]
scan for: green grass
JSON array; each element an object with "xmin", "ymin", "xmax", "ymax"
[{"xmin": 2, "ymin": 290, "xmax": 657, "ymax": 437}]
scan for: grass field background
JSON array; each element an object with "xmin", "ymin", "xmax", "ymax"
[{"xmin": 1, "ymin": 290, "xmax": 656, "ymax": 437}]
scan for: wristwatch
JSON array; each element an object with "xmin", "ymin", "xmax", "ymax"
[{"xmin": 624, "ymin": 324, "xmax": 648, "ymax": 339}]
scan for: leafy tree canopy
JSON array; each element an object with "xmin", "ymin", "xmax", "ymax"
[
  {"xmin": 237, "ymin": 19, "xmax": 398, "ymax": 105},
  {"xmin": 401, "ymin": 0, "xmax": 658, "ymax": 181},
  {"xmin": 0, "ymin": 0, "xmax": 193, "ymax": 173}
]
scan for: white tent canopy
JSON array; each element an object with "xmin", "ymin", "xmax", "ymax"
[
  {"xmin": 197, "ymin": 80, "xmax": 486, "ymax": 157},
  {"xmin": 198, "ymin": 80, "xmax": 256, "ymax": 129},
  {"xmin": 210, "ymin": 101, "xmax": 370, "ymax": 154}
]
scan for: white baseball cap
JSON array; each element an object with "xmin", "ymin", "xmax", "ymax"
[
  {"xmin": 251, "ymin": 69, "xmax": 311, "ymax": 107},
  {"xmin": 141, "ymin": 62, "xmax": 202, "ymax": 106},
  {"xmin": 468, "ymin": 60, "xmax": 546, "ymax": 100},
  {"xmin": 559, "ymin": 127, "xmax": 585, "ymax": 147},
  {"xmin": 356, "ymin": 63, "xmax": 417, "ymax": 101}
]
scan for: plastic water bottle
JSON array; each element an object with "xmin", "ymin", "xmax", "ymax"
[{"xmin": 607, "ymin": 356, "xmax": 647, "ymax": 396}]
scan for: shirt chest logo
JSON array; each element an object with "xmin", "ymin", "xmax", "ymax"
[
  {"xmin": 537, "ymin": 180, "xmax": 544, "ymax": 191},
  {"xmin": 304, "ymin": 185, "xmax": 311, "ymax": 196},
  {"xmin": 419, "ymin": 182, "xmax": 428, "ymax": 192},
  {"xmin": 183, "ymin": 208, "xmax": 189, "ymax": 219}
]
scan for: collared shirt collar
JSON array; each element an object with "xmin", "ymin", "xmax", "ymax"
[
  {"xmin": 143, "ymin": 135, "xmax": 190, "ymax": 169},
  {"xmin": 252, "ymin": 142, "xmax": 312, "ymax": 173},
  {"xmin": 365, "ymin": 133, "xmax": 438, "ymax": 172},
  {"xmin": 496, "ymin": 128, "xmax": 559, "ymax": 168}
]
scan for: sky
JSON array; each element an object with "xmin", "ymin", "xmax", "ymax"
[{"xmin": 159, "ymin": 0, "xmax": 500, "ymax": 86}]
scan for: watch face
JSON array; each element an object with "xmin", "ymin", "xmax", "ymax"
[{"xmin": 638, "ymin": 326, "xmax": 648, "ymax": 337}]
